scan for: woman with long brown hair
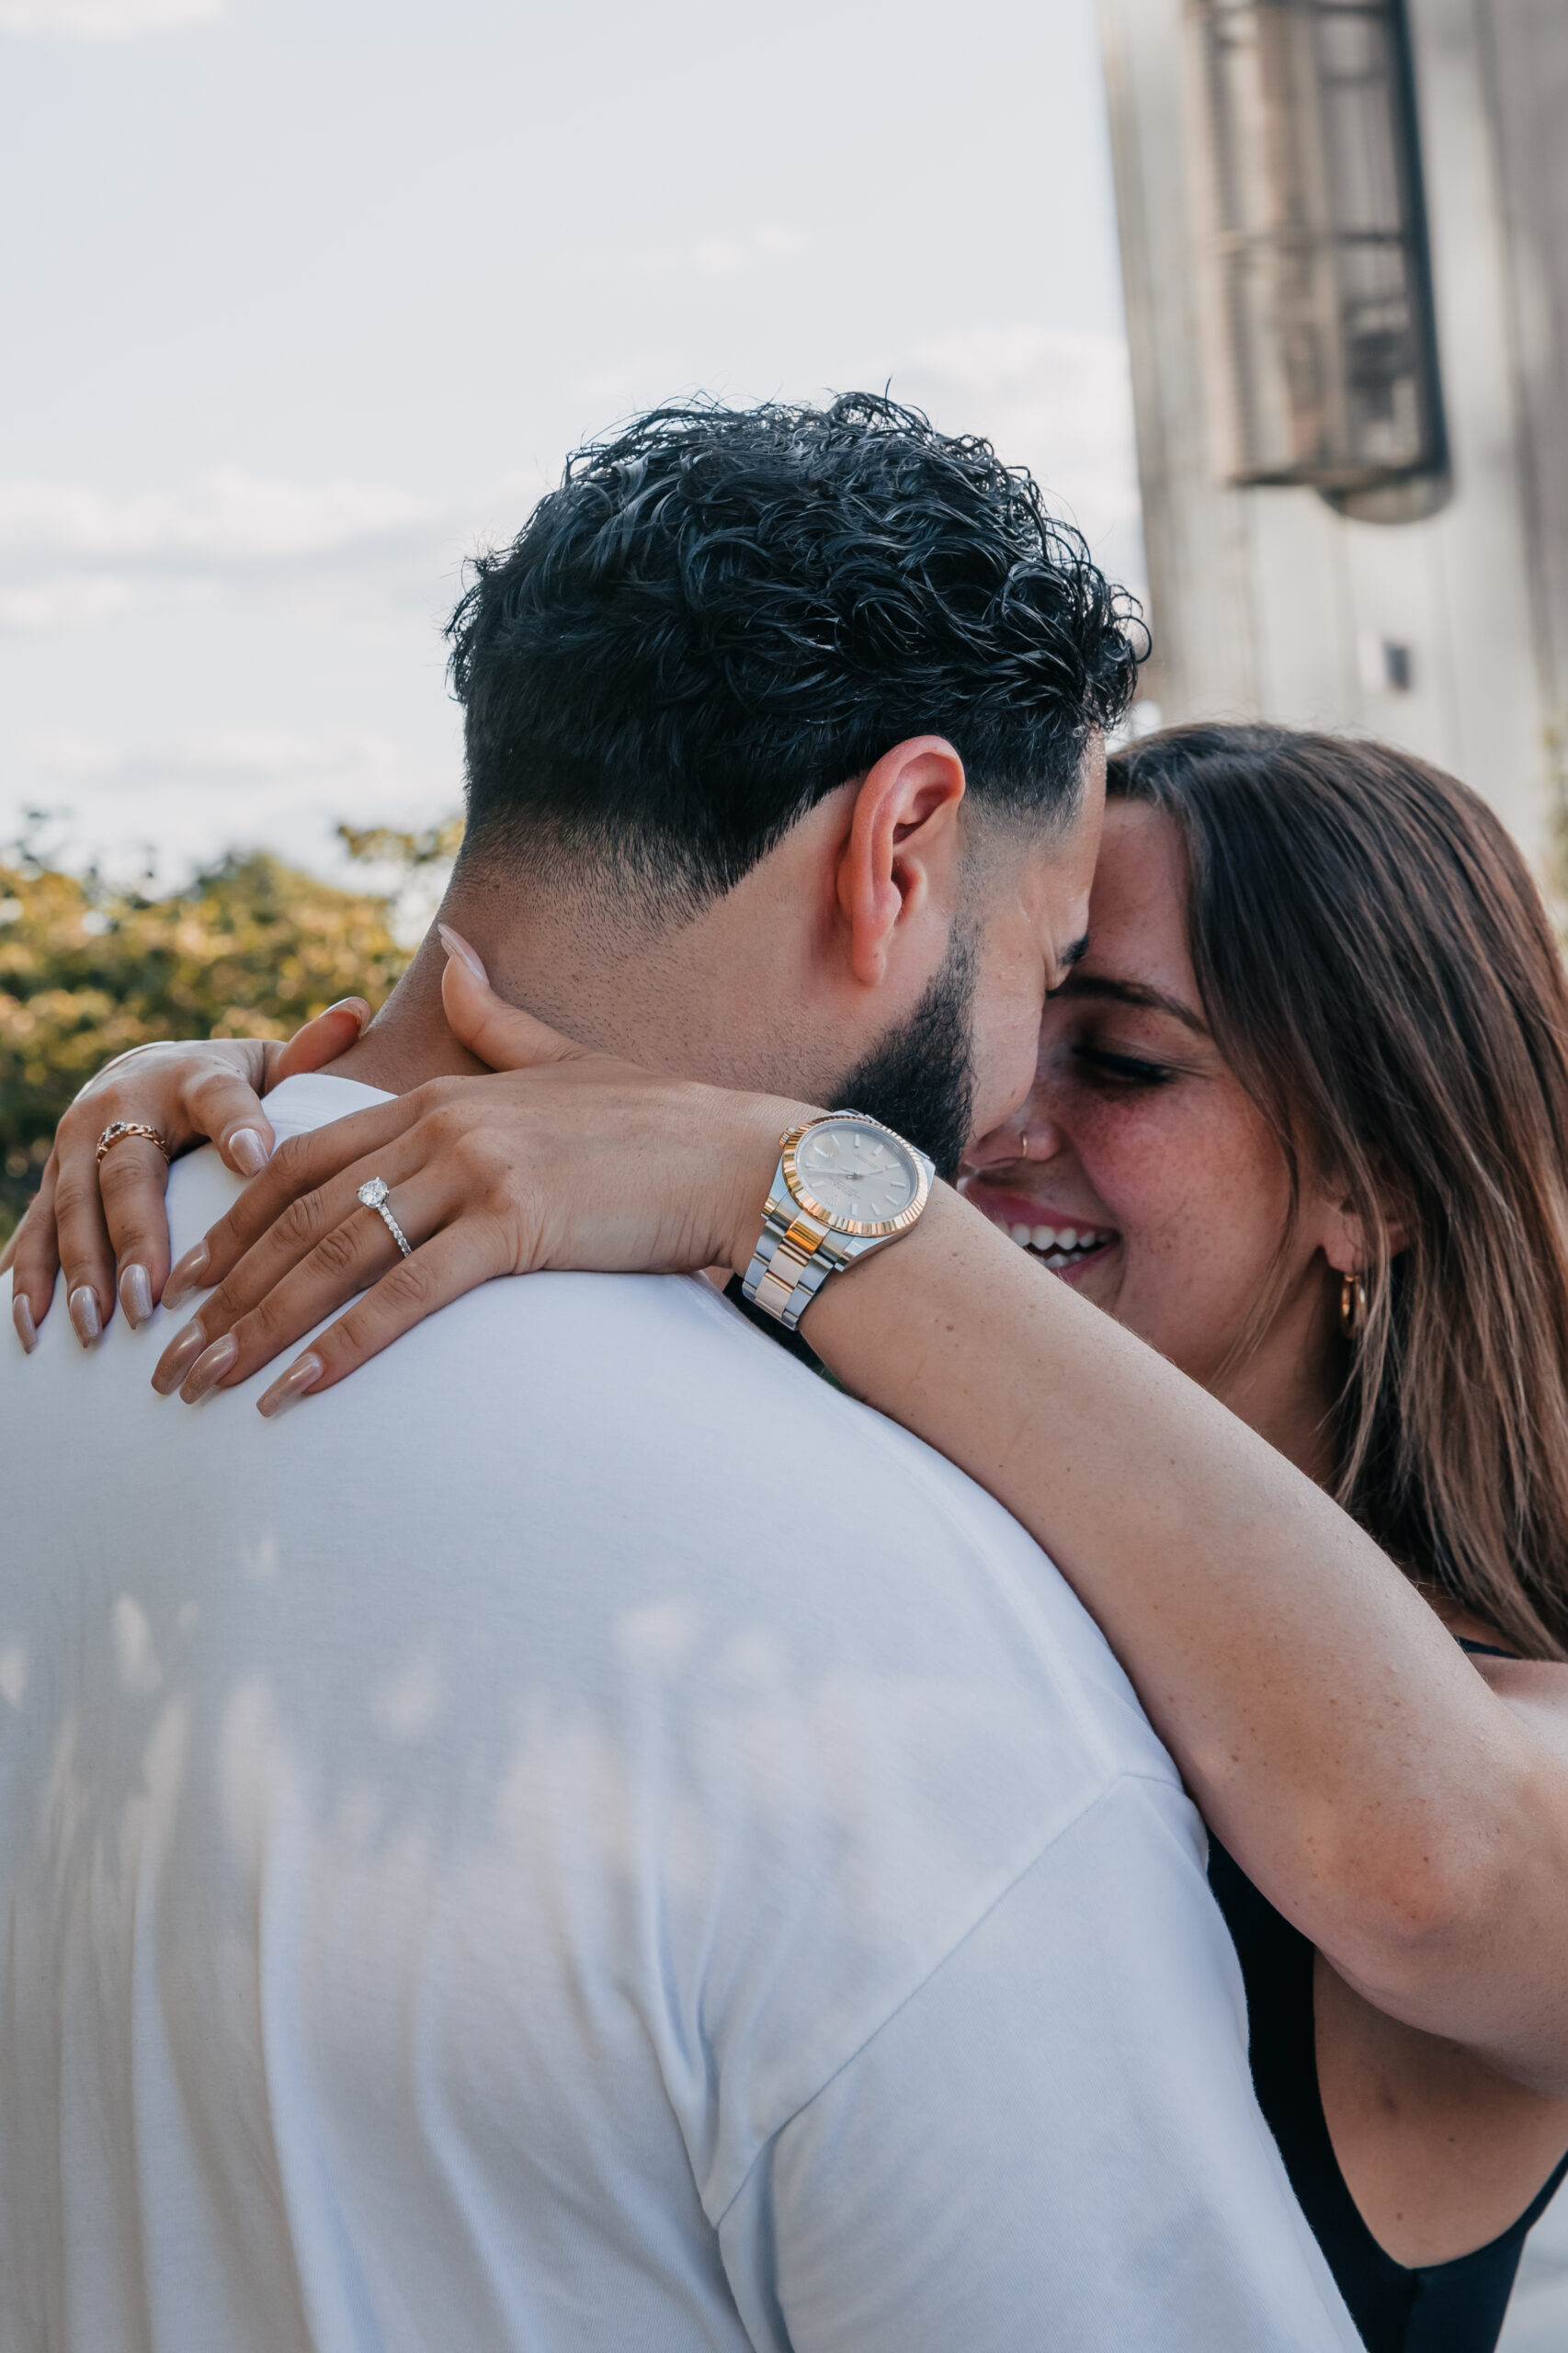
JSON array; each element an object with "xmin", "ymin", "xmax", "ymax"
[
  {"xmin": 12, "ymin": 723, "xmax": 1568, "ymax": 2350},
  {"xmin": 1098, "ymin": 727, "xmax": 1568, "ymax": 1662}
]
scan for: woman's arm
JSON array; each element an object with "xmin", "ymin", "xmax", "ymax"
[
  {"xmin": 786, "ymin": 1179, "xmax": 1568, "ymax": 2091},
  {"xmin": 138, "ymin": 949, "xmax": 1568, "ymax": 2090}
]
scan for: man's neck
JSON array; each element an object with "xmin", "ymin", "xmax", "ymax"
[
  {"xmin": 322, "ymin": 928, "xmax": 494, "ymax": 1093},
  {"xmin": 318, "ymin": 858, "xmax": 790, "ymax": 1097},
  {"xmin": 317, "ymin": 790, "xmax": 918, "ymax": 1110}
]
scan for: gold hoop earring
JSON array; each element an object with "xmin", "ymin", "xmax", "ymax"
[{"xmin": 1339, "ymin": 1271, "xmax": 1368, "ymax": 1339}]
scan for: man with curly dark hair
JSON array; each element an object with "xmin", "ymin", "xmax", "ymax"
[
  {"xmin": 424, "ymin": 393, "xmax": 1143, "ymax": 1178},
  {"xmin": 0, "ymin": 398, "xmax": 1360, "ymax": 2352}
]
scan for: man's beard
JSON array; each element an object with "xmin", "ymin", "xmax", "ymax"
[{"xmin": 830, "ymin": 926, "xmax": 976, "ymax": 1180}]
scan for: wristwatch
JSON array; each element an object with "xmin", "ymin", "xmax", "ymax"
[{"xmin": 741, "ymin": 1112, "xmax": 935, "ymax": 1332}]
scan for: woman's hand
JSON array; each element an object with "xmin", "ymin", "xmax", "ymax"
[
  {"xmin": 150, "ymin": 933, "xmax": 805, "ymax": 1415},
  {"xmin": 4, "ymin": 999, "xmax": 369, "ymax": 1351}
]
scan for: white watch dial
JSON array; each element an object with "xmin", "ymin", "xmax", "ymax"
[{"xmin": 795, "ymin": 1120, "xmax": 919, "ymax": 1224}]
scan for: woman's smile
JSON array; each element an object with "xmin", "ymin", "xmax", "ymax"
[{"xmin": 957, "ymin": 1181, "xmax": 1120, "ymax": 1279}]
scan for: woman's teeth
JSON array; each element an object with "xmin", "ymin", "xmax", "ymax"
[{"xmin": 1003, "ymin": 1221, "xmax": 1110, "ymax": 1269}]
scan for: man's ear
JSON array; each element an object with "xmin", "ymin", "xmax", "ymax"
[{"xmin": 837, "ymin": 737, "xmax": 967, "ymax": 987}]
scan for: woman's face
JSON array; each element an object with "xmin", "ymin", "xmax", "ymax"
[{"xmin": 960, "ymin": 799, "xmax": 1349, "ymax": 1452}]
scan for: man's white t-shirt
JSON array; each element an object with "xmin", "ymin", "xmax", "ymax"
[{"xmin": 0, "ymin": 1075, "xmax": 1359, "ymax": 2353}]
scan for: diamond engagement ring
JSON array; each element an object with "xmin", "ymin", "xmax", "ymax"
[{"xmin": 357, "ymin": 1176, "xmax": 414, "ymax": 1258}]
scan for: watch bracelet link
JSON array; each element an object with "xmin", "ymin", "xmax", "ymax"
[{"xmin": 742, "ymin": 1200, "xmax": 850, "ymax": 1332}]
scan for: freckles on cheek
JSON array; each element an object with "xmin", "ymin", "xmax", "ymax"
[{"xmin": 1073, "ymin": 1098, "xmax": 1211, "ymax": 1228}]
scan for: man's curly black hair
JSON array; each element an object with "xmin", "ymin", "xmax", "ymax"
[{"xmin": 448, "ymin": 392, "xmax": 1145, "ymax": 912}]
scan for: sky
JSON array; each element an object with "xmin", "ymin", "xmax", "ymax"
[{"xmin": 0, "ymin": 0, "xmax": 1140, "ymax": 889}]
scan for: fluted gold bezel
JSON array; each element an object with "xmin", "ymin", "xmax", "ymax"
[{"xmin": 778, "ymin": 1114, "xmax": 931, "ymax": 1240}]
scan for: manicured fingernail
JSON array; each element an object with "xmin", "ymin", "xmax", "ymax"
[
  {"xmin": 119, "ymin": 1263, "xmax": 153, "ymax": 1328},
  {"xmin": 257, "ymin": 1351, "xmax": 324, "ymax": 1419},
  {"xmin": 162, "ymin": 1243, "xmax": 210, "ymax": 1309},
  {"xmin": 153, "ymin": 1318, "xmax": 208, "ymax": 1395},
  {"xmin": 12, "ymin": 1295, "xmax": 37, "ymax": 1354},
  {"xmin": 68, "ymin": 1285, "xmax": 101, "ymax": 1347},
  {"xmin": 437, "ymin": 924, "xmax": 488, "ymax": 983},
  {"xmin": 326, "ymin": 996, "xmax": 369, "ymax": 1031},
  {"xmin": 229, "ymin": 1128, "xmax": 267, "ymax": 1176},
  {"xmin": 180, "ymin": 1332, "xmax": 237, "ymax": 1403}
]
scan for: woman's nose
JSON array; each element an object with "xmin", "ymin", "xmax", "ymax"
[{"xmin": 962, "ymin": 1099, "xmax": 1065, "ymax": 1175}]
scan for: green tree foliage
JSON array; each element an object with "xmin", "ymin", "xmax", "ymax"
[
  {"xmin": 335, "ymin": 816, "xmax": 465, "ymax": 870},
  {"xmin": 0, "ymin": 844, "xmax": 414, "ymax": 1240}
]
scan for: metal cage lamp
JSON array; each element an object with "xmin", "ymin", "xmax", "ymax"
[{"xmin": 1186, "ymin": 0, "xmax": 1449, "ymax": 520}]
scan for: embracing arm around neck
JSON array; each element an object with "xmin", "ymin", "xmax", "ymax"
[
  {"xmin": 758, "ymin": 1176, "xmax": 1568, "ymax": 2098},
  {"xmin": 91, "ymin": 979, "xmax": 1568, "ymax": 2097}
]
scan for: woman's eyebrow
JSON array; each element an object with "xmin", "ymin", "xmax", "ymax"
[{"xmin": 1055, "ymin": 972, "xmax": 1210, "ymax": 1035}]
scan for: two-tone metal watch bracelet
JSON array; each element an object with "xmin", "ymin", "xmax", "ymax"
[
  {"xmin": 741, "ymin": 1114, "xmax": 935, "ymax": 1332},
  {"xmin": 742, "ymin": 1199, "xmax": 854, "ymax": 1331}
]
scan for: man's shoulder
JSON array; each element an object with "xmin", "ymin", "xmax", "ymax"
[
  {"xmin": 11, "ymin": 1074, "xmax": 1168, "ymax": 1797},
  {"xmin": 381, "ymin": 1238, "xmax": 1167, "ymax": 1782},
  {"xmin": 258, "ymin": 1079, "xmax": 1171, "ymax": 1786},
  {"xmin": 1, "ymin": 1087, "xmax": 1196, "ymax": 2229}
]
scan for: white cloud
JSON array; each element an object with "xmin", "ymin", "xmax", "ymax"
[
  {"xmin": 677, "ymin": 224, "xmax": 807, "ymax": 278},
  {"xmin": 17, "ymin": 723, "xmax": 429, "ymax": 800},
  {"xmin": 6, "ymin": 724, "xmax": 460, "ymax": 902},
  {"xmin": 562, "ymin": 325, "xmax": 1142, "ymax": 590},
  {"xmin": 0, "ymin": 469, "xmax": 464, "ymax": 636},
  {"xmin": 0, "ymin": 0, "xmax": 223, "ymax": 36},
  {"xmin": 0, "ymin": 575, "xmax": 131, "ymax": 631},
  {"xmin": 562, "ymin": 223, "xmax": 809, "ymax": 289},
  {"xmin": 0, "ymin": 470, "xmax": 439, "ymax": 573}
]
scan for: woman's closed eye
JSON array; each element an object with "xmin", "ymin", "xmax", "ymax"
[{"xmin": 1073, "ymin": 1044, "xmax": 1176, "ymax": 1088}]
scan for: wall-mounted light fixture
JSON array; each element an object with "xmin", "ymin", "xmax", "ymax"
[{"xmin": 1186, "ymin": 0, "xmax": 1449, "ymax": 521}]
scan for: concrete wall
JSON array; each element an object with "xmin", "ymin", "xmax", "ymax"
[
  {"xmin": 1097, "ymin": 0, "xmax": 1568, "ymax": 870},
  {"xmin": 1483, "ymin": 0, "xmax": 1568, "ymax": 801}
]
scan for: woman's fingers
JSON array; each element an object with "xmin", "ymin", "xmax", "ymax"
[
  {"xmin": 51, "ymin": 1139, "xmax": 120, "ymax": 1346},
  {"xmin": 11, "ymin": 1037, "xmax": 279, "ymax": 1347},
  {"xmin": 94, "ymin": 1071, "xmax": 269, "ymax": 1325},
  {"xmin": 97, "ymin": 1137, "xmax": 178, "ymax": 1328},
  {"xmin": 268, "ymin": 998, "xmax": 368, "ymax": 1087},
  {"xmin": 165, "ymin": 1096, "xmax": 423, "ymax": 1305},
  {"xmin": 154, "ymin": 1140, "xmax": 435, "ymax": 1385},
  {"xmin": 438, "ymin": 928, "xmax": 587, "ymax": 1072},
  {"xmin": 180, "ymin": 1067, "xmax": 278, "ymax": 1180},
  {"xmin": 168, "ymin": 950, "xmax": 587, "ymax": 1310},
  {"xmin": 256, "ymin": 1218, "xmax": 516, "ymax": 1417},
  {"xmin": 52, "ymin": 1103, "xmax": 177, "ymax": 1337},
  {"xmin": 100, "ymin": 1068, "xmax": 272, "ymax": 1320},
  {"xmin": 6, "ymin": 1158, "xmax": 62, "ymax": 1349},
  {"xmin": 157, "ymin": 1171, "xmax": 442, "ymax": 1399}
]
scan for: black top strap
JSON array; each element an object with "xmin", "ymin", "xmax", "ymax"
[
  {"xmin": 1208, "ymin": 1828, "xmax": 1568, "ymax": 2352},
  {"xmin": 1208, "ymin": 1625, "xmax": 1566, "ymax": 2352}
]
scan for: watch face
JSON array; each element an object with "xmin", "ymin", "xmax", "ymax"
[{"xmin": 789, "ymin": 1119, "xmax": 925, "ymax": 1231}]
